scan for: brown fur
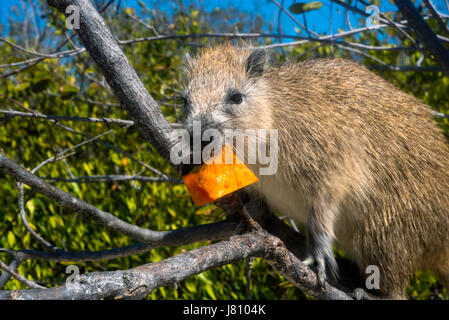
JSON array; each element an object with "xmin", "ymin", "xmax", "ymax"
[{"xmin": 183, "ymin": 44, "xmax": 449, "ymax": 298}]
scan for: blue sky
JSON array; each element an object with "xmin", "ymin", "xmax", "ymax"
[{"xmin": 1, "ymin": 0, "xmax": 449, "ymax": 38}]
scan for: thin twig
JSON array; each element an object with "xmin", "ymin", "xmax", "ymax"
[
  {"xmin": 0, "ymin": 259, "xmax": 46, "ymax": 289},
  {"xmin": 423, "ymin": 0, "xmax": 449, "ymax": 36},
  {"xmin": 0, "ymin": 258, "xmax": 23, "ymax": 289},
  {"xmin": 0, "ymin": 221, "xmax": 237, "ymax": 263},
  {"xmin": 18, "ymin": 183, "xmax": 58, "ymax": 251},
  {"xmin": 269, "ymin": 0, "xmax": 320, "ymax": 38},
  {"xmin": 2, "ymin": 98, "xmax": 176, "ymax": 180},
  {"xmin": 0, "ymin": 109, "xmax": 134, "ymax": 126},
  {"xmin": 0, "ymin": 151, "xmax": 236, "ymax": 245},
  {"xmin": 31, "ymin": 130, "xmax": 114, "ymax": 174},
  {"xmin": 42, "ymin": 174, "xmax": 182, "ymax": 184}
]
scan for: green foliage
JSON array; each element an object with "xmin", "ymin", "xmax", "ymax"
[{"xmin": 0, "ymin": 0, "xmax": 447, "ymax": 300}]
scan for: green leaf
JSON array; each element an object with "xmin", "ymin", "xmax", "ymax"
[
  {"xmin": 26, "ymin": 200, "xmax": 35, "ymax": 215},
  {"xmin": 31, "ymin": 77, "xmax": 52, "ymax": 93},
  {"xmin": 126, "ymin": 198, "xmax": 136, "ymax": 212},
  {"xmin": 205, "ymin": 284, "xmax": 217, "ymax": 300},
  {"xmin": 185, "ymin": 280, "xmax": 197, "ymax": 293},
  {"xmin": 7, "ymin": 231, "xmax": 15, "ymax": 247},
  {"xmin": 167, "ymin": 207, "xmax": 177, "ymax": 217},
  {"xmin": 60, "ymin": 84, "xmax": 79, "ymax": 99},
  {"xmin": 101, "ymin": 231, "xmax": 111, "ymax": 243},
  {"xmin": 289, "ymin": 1, "xmax": 323, "ymax": 14},
  {"xmin": 49, "ymin": 216, "xmax": 58, "ymax": 228},
  {"xmin": 15, "ymin": 82, "xmax": 31, "ymax": 91}
]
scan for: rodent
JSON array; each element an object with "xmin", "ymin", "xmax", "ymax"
[{"xmin": 180, "ymin": 43, "xmax": 449, "ymax": 299}]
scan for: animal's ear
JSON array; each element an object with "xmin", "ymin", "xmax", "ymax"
[{"xmin": 246, "ymin": 49, "xmax": 267, "ymax": 78}]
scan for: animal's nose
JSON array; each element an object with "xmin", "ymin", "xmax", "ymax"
[
  {"xmin": 184, "ymin": 113, "xmax": 213, "ymax": 136},
  {"xmin": 199, "ymin": 113, "xmax": 213, "ymax": 129}
]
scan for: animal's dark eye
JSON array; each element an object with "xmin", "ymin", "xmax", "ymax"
[{"xmin": 229, "ymin": 92, "xmax": 243, "ymax": 104}]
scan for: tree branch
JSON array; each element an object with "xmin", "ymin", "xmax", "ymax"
[
  {"xmin": 42, "ymin": 175, "xmax": 181, "ymax": 184},
  {"xmin": 394, "ymin": 0, "xmax": 449, "ymax": 77},
  {"xmin": 0, "ymin": 152, "xmax": 236, "ymax": 245},
  {"xmin": 0, "ymin": 109, "xmax": 183, "ymax": 130},
  {"xmin": 0, "ymin": 230, "xmax": 352, "ymax": 300},
  {"xmin": 0, "ymin": 259, "xmax": 45, "ymax": 290},
  {"xmin": 47, "ymin": 0, "xmax": 176, "ymax": 168},
  {"xmin": 423, "ymin": 0, "xmax": 449, "ymax": 36}
]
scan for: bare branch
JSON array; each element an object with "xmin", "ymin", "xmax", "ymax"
[
  {"xmin": 379, "ymin": 11, "xmax": 418, "ymax": 46},
  {"xmin": 268, "ymin": 0, "xmax": 320, "ymax": 38},
  {"xmin": 0, "ymin": 230, "xmax": 352, "ymax": 300},
  {"xmin": 0, "ymin": 37, "xmax": 84, "ymax": 59},
  {"xmin": 0, "ymin": 259, "xmax": 46, "ymax": 289},
  {"xmin": 434, "ymin": 111, "xmax": 449, "ymax": 120},
  {"xmin": 2, "ymin": 97, "xmax": 176, "ymax": 180},
  {"xmin": 0, "ymin": 109, "xmax": 134, "ymax": 126},
  {"xmin": 0, "ymin": 258, "xmax": 23, "ymax": 289},
  {"xmin": 366, "ymin": 65, "xmax": 441, "ymax": 72},
  {"xmin": 0, "ymin": 109, "xmax": 182, "ymax": 129},
  {"xmin": 423, "ymin": 0, "xmax": 449, "ymax": 36},
  {"xmin": 31, "ymin": 130, "xmax": 114, "ymax": 174},
  {"xmin": 47, "ymin": 0, "xmax": 176, "ymax": 168},
  {"xmin": 18, "ymin": 183, "xmax": 58, "ymax": 251},
  {"xmin": 42, "ymin": 174, "xmax": 182, "ymax": 184},
  {"xmin": 394, "ymin": 0, "xmax": 449, "ymax": 77},
  {"xmin": 0, "ymin": 152, "xmax": 236, "ymax": 245},
  {"xmin": 0, "ymin": 220, "xmax": 236, "ymax": 263}
]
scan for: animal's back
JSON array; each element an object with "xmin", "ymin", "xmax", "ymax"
[{"xmin": 260, "ymin": 58, "xmax": 449, "ymax": 297}]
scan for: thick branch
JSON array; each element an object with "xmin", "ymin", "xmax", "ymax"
[
  {"xmin": 0, "ymin": 233, "xmax": 266, "ymax": 299},
  {"xmin": 0, "ymin": 231, "xmax": 352, "ymax": 300}
]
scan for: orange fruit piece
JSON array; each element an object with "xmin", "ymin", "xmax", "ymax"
[{"xmin": 182, "ymin": 144, "xmax": 259, "ymax": 206}]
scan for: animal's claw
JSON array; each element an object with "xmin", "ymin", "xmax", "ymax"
[
  {"xmin": 303, "ymin": 247, "xmax": 338, "ymax": 289},
  {"xmin": 302, "ymin": 256, "xmax": 314, "ymax": 266}
]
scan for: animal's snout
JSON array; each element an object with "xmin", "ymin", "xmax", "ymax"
[
  {"xmin": 180, "ymin": 118, "xmax": 215, "ymax": 176},
  {"xmin": 186, "ymin": 113, "xmax": 214, "ymax": 131}
]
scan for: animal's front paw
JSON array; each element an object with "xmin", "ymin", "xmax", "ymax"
[
  {"xmin": 353, "ymin": 288, "xmax": 379, "ymax": 300},
  {"xmin": 305, "ymin": 231, "xmax": 339, "ymax": 288}
]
